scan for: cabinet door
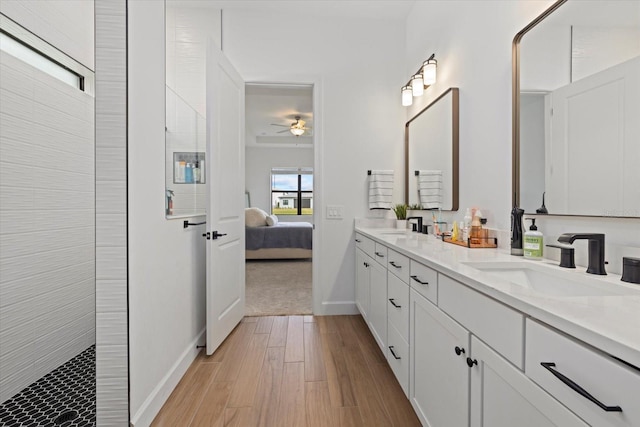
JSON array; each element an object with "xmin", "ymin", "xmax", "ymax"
[
  {"xmin": 410, "ymin": 289, "xmax": 469, "ymax": 427},
  {"xmin": 470, "ymin": 336, "xmax": 587, "ymax": 427},
  {"xmin": 355, "ymin": 249, "xmax": 370, "ymax": 320},
  {"xmin": 368, "ymin": 259, "xmax": 387, "ymax": 352}
]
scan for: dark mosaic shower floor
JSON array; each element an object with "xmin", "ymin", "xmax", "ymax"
[{"xmin": 0, "ymin": 345, "xmax": 95, "ymax": 427}]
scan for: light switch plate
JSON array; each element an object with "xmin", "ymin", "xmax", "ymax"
[{"xmin": 326, "ymin": 205, "xmax": 344, "ymax": 220}]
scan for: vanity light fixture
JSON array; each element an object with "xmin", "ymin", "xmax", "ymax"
[
  {"xmin": 411, "ymin": 73, "xmax": 424, "ymax": 97},
  {"xmin": 401, "ymin": 53, "xmax": 437, "ymax": 106},
  {"xmin": 422, "ymin": 55, "xmax": 437, "ymax": 85},
  {"xmin": 402, "ymin": 85, "xmax": 413, "ymax": 106}
]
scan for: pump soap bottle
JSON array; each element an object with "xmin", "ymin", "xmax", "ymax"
[
  {"xmin": 523, "ymin": 218, "xmax": 543, "ymax": 260},
  {"xmin": 510, "ymin": 205, "xmax": 525, "ymax": 256}
]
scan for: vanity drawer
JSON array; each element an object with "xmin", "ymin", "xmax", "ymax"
[
  {"xmin": 409, "ymin": 260, "xmax": 438, "ymax": 304},
  {"xmin": 373, "ymin": 242, "xmax": 388, "ymax": 266},
  {"xmin": 438, "ymin": 274, "xmax": 524, "ymax": 368},
  {"xmin": 387, "ymin": 273, "xmax": 409, "ymax": 341},
  {"xmin": 526, "ymin": 319, "xmax": 640, "ymax": 427},
  {"xmin": 387, "ymin": 323, "xmax": 409, "ymax": 396},
  {"xmin": 387, "ymin": 248, "xmax": 410, "ymax": 283},
  {"xmin": 355, "ymin": 233, "xmax": 375, "ymax": 258}
]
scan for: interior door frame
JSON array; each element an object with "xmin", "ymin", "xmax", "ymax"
[{"xmin": 244, "ymin": 78, "xmax": 323, "ymax": 315}]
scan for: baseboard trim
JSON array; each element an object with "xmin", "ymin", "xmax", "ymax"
[
  {"xmin": 130, "ymin": 328, "xmax": 205, "ymax": 427},
  {"xmin": 315, "ymin": 301, "xmax": 359, "ymax": 316}
]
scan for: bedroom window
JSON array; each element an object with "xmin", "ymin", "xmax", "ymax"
[{"xmin": 271, "ymin": 167, "xmax": 313, "ymax": 216}]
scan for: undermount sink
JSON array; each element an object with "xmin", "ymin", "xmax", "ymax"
[{"xmin": 462, "ymin": 262, "xmax": 637, "ymax": 297}]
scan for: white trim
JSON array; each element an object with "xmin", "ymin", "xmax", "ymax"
[
  {"xmin": 129, "ymin": 328, "xmax": 206, "ymax": 427},
  {"xmin": 312, "ymin": 78, "xmax": 323, "ymax": 316},
  {"xmin": 317, "ymin": 301, "xmax": 360, "ymax": 316}
]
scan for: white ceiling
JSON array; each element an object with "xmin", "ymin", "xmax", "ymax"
[
  {"xmin": 209, "ymin": 0, "xmax": 416, "ymax": 21},
  {"xmin": 245, "ymin": 83, "xmax": 313, "ymax": 145}
]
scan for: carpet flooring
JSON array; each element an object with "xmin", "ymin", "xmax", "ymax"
[{"xmin": 245, "ymin": 259, "xmax": 312, "ymax": 316}]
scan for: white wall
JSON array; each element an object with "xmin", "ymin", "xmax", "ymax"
[
  {"xmin": 0, "ymin": 0, "xmax": 94, "ymax": 70},
  {"xmin": 404, "ymin": 0, "xmax": 640, "ymax": 274},
  {"xmin": 223, "ymin": 8, "xmax": 406, "ymax": 314},
  {"xmin": 246, "ymin": 146, "xmax": 313, "ymax": 220},
  {"xmin": 128, "ymin": 2, "xmax": 207, "ymax": 424}
]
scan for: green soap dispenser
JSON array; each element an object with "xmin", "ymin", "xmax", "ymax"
[{"xmin": 523, "ymin": 218, "xmax": 543, "ymax": 260}]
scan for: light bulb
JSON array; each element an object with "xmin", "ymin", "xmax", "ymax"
[
  {"xmin": 401, "ymin": 85, "xmax": 413, "ymax": 106},
  {"xmin": 422, "ymin": 58, "xmax": 437, "ymax": 85},
  {"xmin": 411, "ymin": 74, "xmax": 424, "ymax": 97}
]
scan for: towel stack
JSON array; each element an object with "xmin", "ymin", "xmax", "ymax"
[
  {"xmin": 368, "ymin": 170, "xmax": 394, "ymax": 210},
  {"xmin": 417, "ymin": 170, "xmax": 442, "ymax": 209}
]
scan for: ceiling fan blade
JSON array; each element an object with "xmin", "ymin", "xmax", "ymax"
[
  {"xmin": 270, "ymin": 123, "xmax": 289, "ymax": 127},
  {"xmin": 277, "ymin": 129, "xmax": 290, "ymax": 133}
]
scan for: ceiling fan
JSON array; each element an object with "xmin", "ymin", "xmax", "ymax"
[{"xmin": 271, "ymin": 115, "xmax": 312, "ymax": 137}]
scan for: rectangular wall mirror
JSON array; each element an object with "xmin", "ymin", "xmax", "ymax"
[
  {"xmin": 405, "ymin": 87, "xmax": 459, "ymax": 211},
  {"xmin": 513, "ymin": 0, "xmax": 640, "ymax": 217}
]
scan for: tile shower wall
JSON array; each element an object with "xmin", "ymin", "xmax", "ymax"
[
  {"xmin": 95, "ymin": 0, "xmax": 129, "ymax": 425},
  {"xmin": 0, "ymin": 51, "xmax": 95, "ymax": 403}
]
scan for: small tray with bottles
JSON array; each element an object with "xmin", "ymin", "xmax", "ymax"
[{"xmin": 441, "ymin": 234, "xmax": 498, "ymax": 249}]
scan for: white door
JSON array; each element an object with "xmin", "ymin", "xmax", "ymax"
[
  {"xmin": 410, "ymin": 289, "xmax": 469, "ymax": 427},
  {"xmin": 205, "ymin": 41, "xmax": 245, "ymax": 355}
]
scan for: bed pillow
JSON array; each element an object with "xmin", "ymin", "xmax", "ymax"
[
  {"xmin": 266, "ymin": 214, "xmax": 279, "ymax": 226},
  {"xmin": 245, "ymin": 207, "xmax": 268, "ymax": 227}
]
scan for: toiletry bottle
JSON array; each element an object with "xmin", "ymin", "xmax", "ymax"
[
  {"xmin": 179, "ymin": 161, "xmax": 186, "ymax": 183},
  {"xmin": 458, "ymin": 221, "xmax": 465, "ymax": 242},
  {"xmin": 463, "ymin": 208, "xmax": 472, "ymax": 230},
  {"xmin": 523, "ymin": 218, "xmax": 543, "ymax": 260},
  {"xmin": 194, "ymin": 161, "xmax": 201, "ymax": 183},
  {"xmin": 185, "ymin": 163, "xmax": 193, "ymax": 183},
  {"xmin": 510, "ymin": 206, "xmax": 525, "ymax": 256},
  {"xmin": 470, "ymin": 209, "xmax": 483, "ymax": 244}
]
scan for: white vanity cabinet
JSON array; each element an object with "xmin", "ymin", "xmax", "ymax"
[
  {"xmin": 354, "ymin": 233, "xmax": 387, "ymax": 352},
  {"xmin": 410, "ymin": 288, "xmax": 470, "ymax": 427},
  {"xmin": 387, "ymin": 248, "xmax": 411, "ymax": 395},
  {"xmin": 469, "ymin": 336, "xmax": 588, "ymax": 427},
  {"xmin": 355, "ymin": 233, "xmax": 375, "ymax": 321},
  {"xmin": 368, "ymin": 259, "xmax": 387, "ymax": 352},
  {"xmin": 526, "ymin": 320, "xmax": 640, "ymax": 427},
  {"xmin": 354, "ymin": 227, "xmax": 640, "ymax": 427}
]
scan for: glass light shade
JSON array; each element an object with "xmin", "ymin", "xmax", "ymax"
[
  {"xmin": 290, "ymin": 127, "xmax": 305, "ymax": 136},
  {"xmin": 422, "ymin": 59, "xmax": 437, "ymax": 85},
  {"xmin": 401, "ymin": 85, "xmax": 413, "ymax": 106},
  {"xmin": 411, "ymin": 74, "xmax": 424, "ymax": 96}
]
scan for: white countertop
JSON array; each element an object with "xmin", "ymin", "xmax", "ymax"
[{"xmin": 355, "ymin": 226, "xmax": 640, "ymax": 369}]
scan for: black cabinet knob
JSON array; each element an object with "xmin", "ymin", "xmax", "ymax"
[
  {"xmin": 466, "ymin": 357, "xmax": 478, "ymax": 368},
  {"xmin": 454, "ymin": 346, "xmax": 465, "ymax": 356}
]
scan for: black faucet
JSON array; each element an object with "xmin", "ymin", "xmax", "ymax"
[
  {"xmin": 407, "ymin": 216, "xmax": 423, "ymax": 233},
  {"xmin": 557, "ymin": 233, "xmax": 607, "ymax": 275}
]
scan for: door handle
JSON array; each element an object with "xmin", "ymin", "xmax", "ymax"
[
  {"xmin": 389, "ymin": 346, "xmax": 401, "ymax": 360},
  {"xmin": 211, "ymin": 231, "xmax": 227, "ymax": 240}
]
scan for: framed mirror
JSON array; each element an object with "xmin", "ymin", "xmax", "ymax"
[
  {"xmin": 513, "ymin": 0, "xmax": 640, "ymax": 217},
  {"xmin": 405, "ymin": 87, "xmax": 459, "ymax": 211}
]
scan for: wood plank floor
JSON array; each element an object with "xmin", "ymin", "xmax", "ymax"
[{"xmin": 151, "ymin": 315, "xmax": 420, "ymax": 427}]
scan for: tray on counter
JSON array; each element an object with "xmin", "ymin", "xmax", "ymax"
[{"xmin": 441, "ymin": 234, "xmax": 497, "ymax": 249}]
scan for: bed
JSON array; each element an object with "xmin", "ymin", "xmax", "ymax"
[{"xmin": 245, "ymin": 221, "xmax": 313, "ymax": 260}]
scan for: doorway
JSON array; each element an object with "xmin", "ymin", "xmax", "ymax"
[{"xmin": 244, "ymin": 83, "xmax": 314, "ymax": 316}]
